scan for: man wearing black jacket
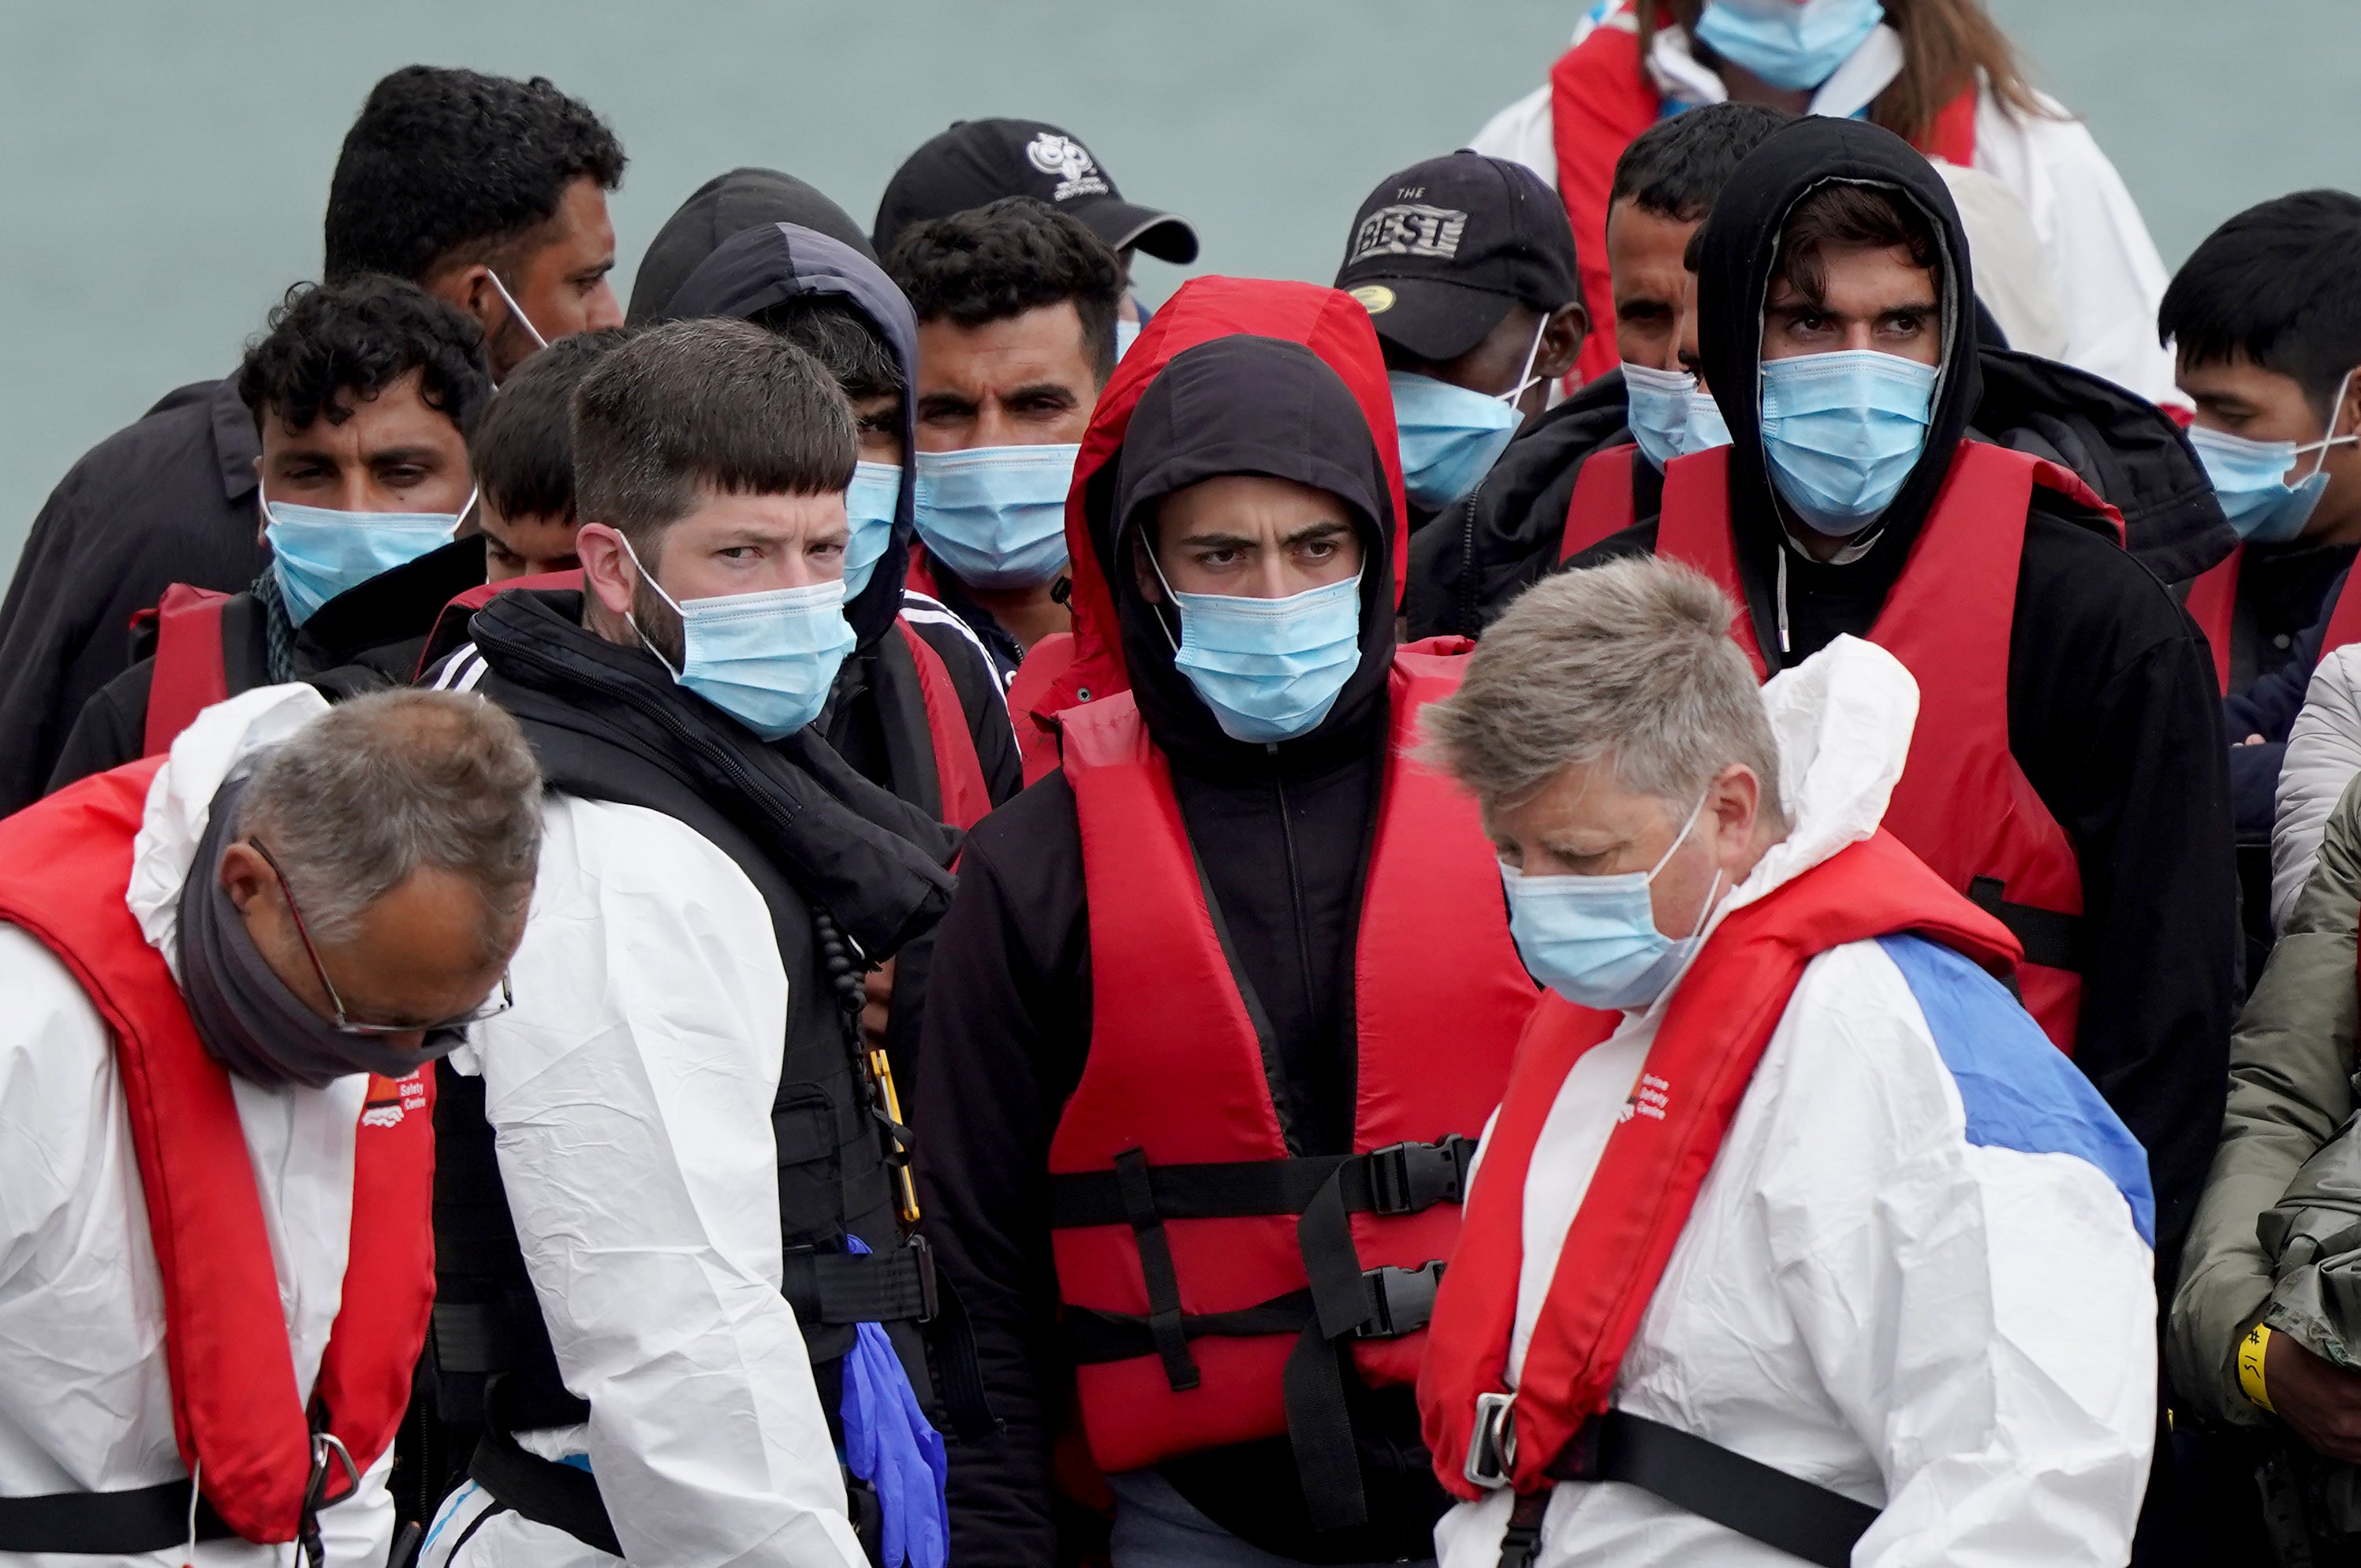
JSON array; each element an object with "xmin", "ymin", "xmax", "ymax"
[
  {"xmin": 47, "ymin": 277, "xmax": 494, "ymax": 791},
  {"xmin": 0, "ymin": 65, "xmax": 625, "ymax": 814},
  {"xmin": 915, "ymin": 284, "xmax": 1535, "ymax": 1566},
  {"xmin": 1640, "ymin": 115, "xmax": 2236, "ymax": 1292}
]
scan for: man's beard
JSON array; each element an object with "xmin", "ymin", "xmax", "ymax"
[{"xmin": 628, "ymin": 573, "xmax": 688, "ymax": 670}]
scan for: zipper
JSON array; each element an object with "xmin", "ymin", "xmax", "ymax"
[
  {"xmin": 1456, "ymin": 479, "xmax": 1487, "ymax": 635},
  {"xmin": 1273, "ymin": 755, "xmax": 1320, "ymax": 1012}
]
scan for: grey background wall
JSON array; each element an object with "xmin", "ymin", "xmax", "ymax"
[{"xmin": 3, "ymin": 0, "xmax": 2355, "ymax": 576}]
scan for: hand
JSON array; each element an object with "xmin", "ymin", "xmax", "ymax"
[
  {"xmin": 2239, "ymin": 733, "xmax": 2266, "ymax": 746},
  {"xmin": 2267, "ymin": 1330, "xmax": 2361, "ymax": 1462},
  {"xmin": 862, "ymin": 957, "xmax": 896, "ymax": 1055}
]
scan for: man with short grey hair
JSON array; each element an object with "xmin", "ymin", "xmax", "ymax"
[
  {"xmin": 1415, "ymin": 557, "xmax": 2161, "ymax": 1568},
  {"xmin": 0, "ymin": 683, "xmax": 538, "ymax": 1565}
]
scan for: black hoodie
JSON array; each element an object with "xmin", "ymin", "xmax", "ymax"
[
  {"xmin": 1661, "ymin": 117, "xmax": 2233, "ymax": 1283},
  {"xmin": 660, "ymin": 218, "xmax": 1024, "ymax": 1095},
  {"xmin": 915, "ymin": 336, "xmax": 1449, "ymax": 1566}
]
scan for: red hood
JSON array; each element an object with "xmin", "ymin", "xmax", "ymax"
[{"xmin": 1057, "ymin": 275, "xmax": 1407, "ymax": 702}]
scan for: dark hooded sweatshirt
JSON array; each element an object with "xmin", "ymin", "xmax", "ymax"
[
  {"xmin": 0, "ymin": 376, "xmax": 267, "ymax": 814},
  {"xmin": 916, "ymin": 335, "xmax": 1447, "ymax": 1566},
  {"xmin": 1598, "ymin": 117, "xmax": 2233, "ymax": 1285},
  {"xmin": 45, "ymin": 534, "xmax": 487, "ymax": 791},
  {"xmin": 625, "ymin": 217, "xmax": 1023, "ymax": 1095}
]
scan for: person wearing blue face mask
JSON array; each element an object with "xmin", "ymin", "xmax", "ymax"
[
  {"xmin": 416, "ymin": 318, "xmax": 960, "ymax": 1568},
  {"xmin": 1417, "ymin": 554, "xmax": 2159, "ymax": 1568},
  {"xmin": 1335, "ymin": 153, "xmax": 1587, "ymax": 530},
  {"xmin": 913, "ymin": 321, "xmax": 1536, "ymax": 1568},
  {"xmin": 47, "ymin": 277, "xmax": 495, "ymax": 796},
  {"xmin": 1644, "ymin": 121, "xmax": 2234, "ymax": 1559},
  {"xmin": 886, "ymin": 198, "xmax": 1128, "ymax": 685}
]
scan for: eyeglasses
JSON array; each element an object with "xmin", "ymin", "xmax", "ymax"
[{"xmin": 249, "ymin": 838, "xmax": 515, "ymax": 1037}]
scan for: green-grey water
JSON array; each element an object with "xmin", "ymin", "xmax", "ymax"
[{"xmin": 5, "ymin": 1, "xmax": 2357, "ymax": 577}]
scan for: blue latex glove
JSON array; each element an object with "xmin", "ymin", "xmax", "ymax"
[{"xmin": 840, "ymin": 1236, "xmax": 949, "ymax": 1568}]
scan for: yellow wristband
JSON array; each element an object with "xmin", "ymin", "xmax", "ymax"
[{"xmin": 2240, "ymin": 1323, "xmax": 2276, "ymax": 1413}]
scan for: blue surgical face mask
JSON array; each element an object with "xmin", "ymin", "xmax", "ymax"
[
  {"xmin": 843, "ymin": 460, "xmax": 901, "ymax": 602},
  {"xmin": 1685, "ymin": 387, "xmax": 1733, "ymax": 453},
  {"xmin": 1758, "ymin": 349, "xmax": 1938, "ymax": 536},
  {"xmin": 1693, "ymin": 0, "xmax": 1885, "ymax": 92},
  {"xmin": 1390, "ymin": 317, "xmax": 1546, "ymax": 512},
  {"xmin": 260, "ymin": 490, "xmax": 473, "ymax": 627},
  {"xmin": 621, "ymin": 536, "xmax": 857, "ymax": 741},
  {"xmin": 1143, "ymin": 537, "xmax": 1365, "ymax": 743},
  {"xmin": 913, "ymin": 444, "xmax": 1077, "ymax": 590},
  {"xmin": 1622, "ymin": 363, "xmax": 1696, "ymax": 471},
  {"xmin": 2190, "ymin": 378, "xmax": 2358, "ymax": 545},
  {"xmin": 1501, "ymin": 789, "xmax": 1721, "ymax": 1011}
]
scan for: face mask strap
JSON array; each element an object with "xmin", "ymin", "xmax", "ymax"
[
  {"xmin": 1137, "ymin": 524, "xmax": 1185, "ymax": 654},
  {"xmin": 484, "ymin": 269, "xmax": 550, "ymax": 353},
  {"xmin": 2296, "ymin": 366, "xmax": 2361, "ymax": 479},
  {"xmin": 614, "ymin": 531, "xmax": 688, "ymax": 677},
  {"xmin": 1496, "ymin": 315, "xmax": 1552, "ymax": 407},
  {"xmin": 1646, "ymin": 784, "xmax": 1716, "ymax": 881}
]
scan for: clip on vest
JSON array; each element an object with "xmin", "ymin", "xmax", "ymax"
[{"xmin": 1466, "ymin": 1391, "xmax": 1517, "ymax": 1489}]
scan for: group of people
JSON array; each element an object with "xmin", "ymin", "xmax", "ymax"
[{"xmin": 6, "ymin": 2, "xmax": 2361, "ymax": 1565}]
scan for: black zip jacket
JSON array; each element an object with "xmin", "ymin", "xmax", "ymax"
[{"xmin": 916, "ymin": 334, "xmax": 1447, "ymax": 1565}]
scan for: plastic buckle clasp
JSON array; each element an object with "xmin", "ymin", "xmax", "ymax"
[
  {"xmin": 1367, "ymin": 1134, "xmax": 1473, "ymax": 1216},
  {"xmin": 1465, "ymin": 1391, "xmax": 1517, "ymax": 1490},
  {"xmin": 1356, "ymin": 1260, "xmax": 1445, "ymax": 1339}
]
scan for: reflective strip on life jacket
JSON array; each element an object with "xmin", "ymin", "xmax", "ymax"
[
  {"xmin": 1560, "ymin": 444, "xmax": 1641, "ymax": 562},
  {"xmin": 2184, "ymin": 547, "xmax": 2242, "ymax": 695},
  {"xmin": 143, "ymin": 585, "xmax": 233, "ymax": 758},
  {"xmin": 1048, "ymin": 651, "xmax": 1535, "ymax": 1515},
  {"xmin": 1654, "ymin": 441, "xmax": 2103, "ymax": 1051},
  {"xmin": 0, "ymin": 762, "xmax": 433, "ymax": 1542},
  {"xmin": 1419, "ymin": 830, "xmax": 2016, "ymax": 1500},
  {"xmin": 895, "ymin": 617, "xmax": 994, "ymax": 832}
]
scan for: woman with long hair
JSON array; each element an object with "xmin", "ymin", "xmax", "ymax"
[{"xmin": 1471, "ymin": 0, "xmax": 2174, "ymax": 402}]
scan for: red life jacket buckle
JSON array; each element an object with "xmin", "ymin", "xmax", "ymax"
[
  {"xmin": 1367, "ymin": 1134, "xmax": 1473, "ymax": 1216},
  {"xmin": 1466, "ymin": 1390, "xmax": 1517, "ymax": 1489}
]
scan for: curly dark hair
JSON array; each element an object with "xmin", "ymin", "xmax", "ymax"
[
  {"xmin": 471, "ymin": 326, "xmax": 633, "ymax": 522},
  {"xmin": 324, "ymin": 65, "xmax": 626, "ymax": 285},
  {"xmin": 237, "ymin": 275, "xmax": 494, "ymax": 438},
  {"xmin": 885, "ymin": 196, "xmax": 1124, "ymax": 384}
]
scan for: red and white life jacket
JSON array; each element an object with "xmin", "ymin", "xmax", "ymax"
[
  {"xmin": 1560, "ymin": 444, "xmax": 1642, "ymax": 562},
  {"xmin": 1654, "ymin": 440, "xmax": 2109, "ymax": 1051},
  {"xmin": 1419, "ymin": 829, "xmax": 2016, "ymax": 1498},
  {"xmin": 1548, "ymin": 6, "xmax": 1978, "ymax": 386},
  {"xmin": 1046, "ymin": 650, "xmax": 1536, "ymax": 1519},
  {"xmin": 0, "ymin": 759, "xmax": 435, "ymax": 1543}
]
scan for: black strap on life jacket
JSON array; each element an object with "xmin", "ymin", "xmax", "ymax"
[
  {"xmin": 1494, "ymin": 1410, "xmax": 1880, "ymax": 1568},
  {"xmin": 1049, "ymin": 1134, "xmax": 1472, "ymax": 1532},
  {"xmin": 0, "ymin": 1480, "xmax": 233, "ymax": 1553}
]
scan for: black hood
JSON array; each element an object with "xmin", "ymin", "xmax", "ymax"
[
  {"xmin": 1098, "ymin": 335, "xmax": 1398, "ymax": 777},
  {"xmin": 626, "ymin": 168, "xmax": 876, "ymax": 326},
  {"xmin": 1697, "ymin": 117, "xmax": 1980, "ymax": 592},
  {"xmin": 662, "ymin": 222, "xmax": 921, "ymax": 652}
]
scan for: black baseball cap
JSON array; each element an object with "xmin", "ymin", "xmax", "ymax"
[
  {"xmin": 630, "ymin": 168, "xmax": 875, "ymax": 325},
  {"xmin": 873, "ymin": 118, "xmax": 1200, "ymax": 266},
  {"xmin": 1335, "ymin": 152, "xmax": 1580, "ymax": 363}
]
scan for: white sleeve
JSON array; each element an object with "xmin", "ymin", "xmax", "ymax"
[
  {"xmin": 476, "ymin": 797, "xmax": 866, "ymax": 1568},
  {"xmin": 2277, "ymin": 646, "xmax": 2361, "ymax": 928},
  {"xmin": 1468, "ymin": 85, "xmax": 1559, "ymax": 187},
  {"xmin": 318, "ymin": 1443, "xmax": 394, "ymax": 1568},
  {"xmin": 0, "ymin": 927, "xmax": 106, "ymax": 1294},
  {"xmin": 1763, "ymin": 944, "xmax": 2155, "ymax": 1566},
  {"xmin": 1975, "ymin": 94, "xmax": 2179, "ymax": 407}
]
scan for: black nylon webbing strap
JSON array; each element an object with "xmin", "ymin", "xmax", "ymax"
[
  {"xmin": 1966, "ymin": 876, "xmax": 2085, "ymax": 973},
  {"xmin": 925, "ymin": 1270, "xmax": 1003, "ymax": 1442},
  {"xmin": 432, "ymin": 1300, "xmax": 520, "ymax": 1376},
  {"xmin": 1549, "ymin": 1410, "xmax": 1878, "ymax": 1568},
  {"xmin": 468, "ymin": 1428, "xmax": 623, "ymax": 1558},
  {"xmin": 1494, "ymin": 1488, "xmax": 1554, "ymax": 1568},
  {"xmin": 1065, "ymin": 1291, "xmax": 1316, "ymax": 1361},
  {"xmin": 1283, "ymin": 1321, "xmax": 1368, "ymax": 1532},
  {"xmin": 1300, "ymin": 1161, "xmax": 1376, "ymax": 1340},
  {"xmin": 0, "ymin": 1480, "xmax": 234, "ymax": 1552},
  {"xmin": 1047, "ymin": 1136, "xmax": 1472, "ymax": 1228},
  {"xmin": 782, "ymin": 1239, "xmax": 937, "ymax": 1326},
  {"xmin": 1114, "ymin": 1148, "xmax": 1200, "ymax": 1391}
]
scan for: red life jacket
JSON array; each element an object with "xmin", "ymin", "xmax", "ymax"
[
  {"xmin": 1008, "ymin": 631, "xmax": 1080, "ymax": 787},
  {"xmin": 141, "ymin": 584, "xmax": 235, "ymax": 757},
  {"xmin": 1559, "ymin": 444, "xmax": 1641, "ymax": 562},
  {"xmin": 1654, "ymin": 440, "xmax": 2110, "ymax": 1052},
  {"xmin": 893, "ymin": 618, "xmax": 994, "ymax": 831},
  {"xmin": 413, "ymin": 568, "xmax": 585, "ymax": 681},
  {"xmin": 1419, "ymin": 830, "xmax": 2017, "ymax": 1499},
  {"xmin": 1046, "ymin": 650, "xmax": 1535, "ymax": 1521},
  {"xmin": 2324, "ymin": 570, "xmax": 2361, "ymax": 670},
  {"xmin": 1549, "ymin": 5, "xmax": 1979, "ymax": 386},
  {"xmin": 2184, "ymin": 546, "xmax": 2241, "ymax": 694},
  {"xmin": 0, "ymin": 760, "xmax": 435, "ymax": 1542}
]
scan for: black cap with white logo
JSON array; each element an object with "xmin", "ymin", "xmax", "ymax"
[
  {"xmin": 1334, "ymin": 151, "xmax": 1580, "ymax": 363},
  {"xmin": 874, "ymin": 118, "xmax": 1201, "ymax": 266}
]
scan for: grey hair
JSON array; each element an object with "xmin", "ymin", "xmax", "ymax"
[
  {"xmin": 239, "ymin": 689, "xmax": 543, "ymax": 960},
  {"xmin": 1422, "ymin": 556, "xmax": 1786, "ymax": 830}
]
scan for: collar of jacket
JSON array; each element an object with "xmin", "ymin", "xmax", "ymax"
[{"xmin": 471, "ymin": 588, "xmax": 957, "ymax": 959}]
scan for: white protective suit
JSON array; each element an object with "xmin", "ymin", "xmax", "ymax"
[
  {"xmin": 416, "ymin": 784, "xmax": 867, "ymax": 1567},
  {"xmin": 1434, "ymin": 639, "xmax": 2158, "ymax": 1568},
  {"xmin": 1471, "ymin": 2, "xmax": 2179, "ymax": 405},
  {"xmin": 0, "ymin": 684, "xmax": 394, "ymax": 1568}
]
